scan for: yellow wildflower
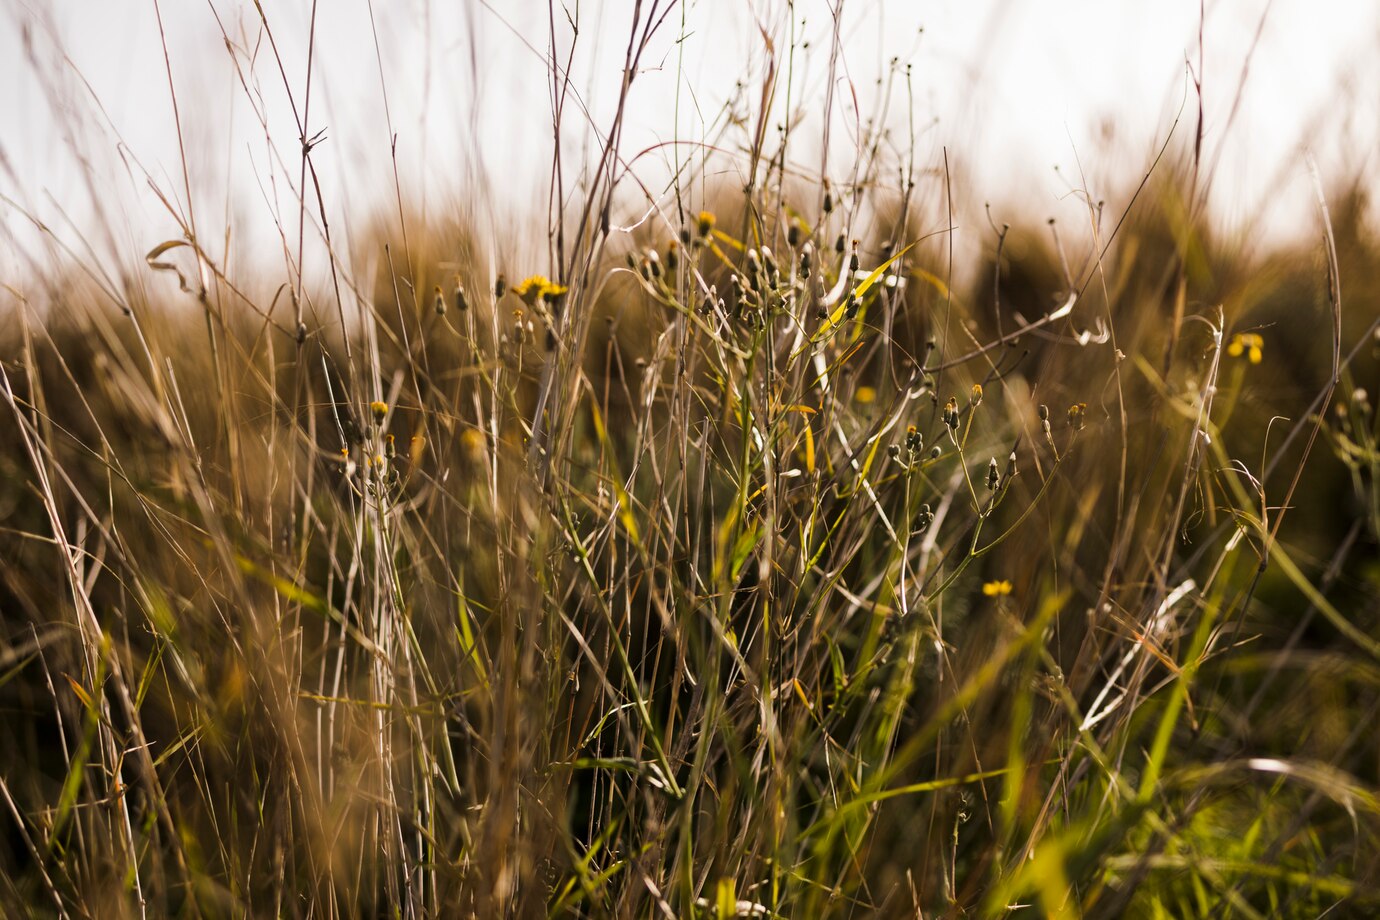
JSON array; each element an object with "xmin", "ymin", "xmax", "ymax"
[
  {"xmin": 854, "ymin": 385, "xmax": 876, "ymax": 405},
  {"xmin": 982, "ymin": 579, "xmax": 1013, "ymax": 597},
  {"xmin": 512, "ymin": 275, "xmax": 568, "ymax": 306},
  {"xmin": 1226, "ymin": 332, "xmax": 1263, "ymax": 364}
]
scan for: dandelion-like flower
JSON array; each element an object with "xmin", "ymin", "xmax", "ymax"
[
  {"xmin": 512, "ymin": 275, "xmax": 568, "ymax": 306},
  {"xmin": 370, "ymin": 401, "xmax": 388, "ymax": 424},
  {"xmin": 982, "ymin": 580, "xmax": 1013, "ymax": 597}
]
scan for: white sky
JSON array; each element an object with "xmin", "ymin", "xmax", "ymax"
[{"xmin": 3, "ymin": 0, "xmax": 1378, "ymax": 289}]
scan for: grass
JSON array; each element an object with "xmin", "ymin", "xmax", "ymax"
[{"xmin": 2, "ymin": 2, "xmax": 1379, "ymax": 917}]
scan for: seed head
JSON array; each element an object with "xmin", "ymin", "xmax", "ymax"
[
  {"xmin": 1068, "ymin": 402, "xmax": 1088, "ymax": 431},
  {"xmin": 943, "ymin": 397, "xmax": 960, "ymax": 430},
  {"xmin": 761, "ymin": 247, "xmax": 779, "ymax": 287}
]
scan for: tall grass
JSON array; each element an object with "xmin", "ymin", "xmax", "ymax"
[{"xmin": 2, "ymin": 2, "xmax": 1379, "ymax": 917}]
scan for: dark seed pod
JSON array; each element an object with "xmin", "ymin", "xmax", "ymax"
[
  {"xmin": 1068, "ymin": 402, "xmax": 1087, "ymax": 431},
  {"xmin": 942, "ymin": 397, "xmax": 959, "ymax": 430},
  {"xmin": 495, "ymin": 274, "xmax": 507, "ymax": 299}
]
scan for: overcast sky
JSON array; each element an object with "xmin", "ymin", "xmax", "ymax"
[{"xmin": 3, "ymin": 0, "xmax": 1378, "ymax": 286}]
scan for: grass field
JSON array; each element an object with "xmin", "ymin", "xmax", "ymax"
[{"xmin": 2, "ymin": 3, "xmax": 1379, "ymax": 917}]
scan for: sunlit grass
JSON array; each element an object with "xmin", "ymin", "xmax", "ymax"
[{"xmin": 1, "ymin": 3, "xmax": 1379, "ymax": 917}]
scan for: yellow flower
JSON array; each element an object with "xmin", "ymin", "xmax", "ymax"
[
  {"xmin": 1226, "ymin": 333, "xmax": 1263, "ymax": 364},
  {"xmin": 854, "ymin": 385, "xmax": 876, "ymax": 405},
  {"xmin": 460, "ymin": 428, "xmax": 485, "ymax": 464},
  {"xmin": 512, "ymin": 275, "xmax": 568, "ymax": 306},
  {"xmin": 982, "ymin": 579, "xmax": 1012, "ymax": 597},
  {"xmin": 370, "ymin": 401, "xmax": 388, "ymax": 423},
  {"xmin": 697, "ymin": 211, "xmax": 716, "ymax": 237}
]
